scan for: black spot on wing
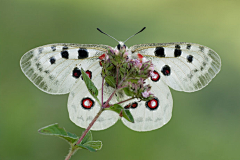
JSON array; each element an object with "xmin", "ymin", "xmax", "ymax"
[
  {"xmin": 61, "ymin": 50, "xmax": 69, "ymax": 59},
  {"xmin": 63, "ymin": 46, "xmax": 68, "ymax": 50},
  {"xmin": 124, "ymin": 102, "xmax": 138, "ymax": 109},
  {"xmin": 51, "ymin": 46, "xmax": 56, "ymax": 51},
  {"xmin": 174, "ymin": 48, "xmax": 182, "ymax": 57},
  {"xmin": 38, "ymin": 47, "xmax": 43, "ymax": 54},
  {"xmin": 78, "ymin": 48, "xmax": 89, "ymax": 59},
  {"xmin": 50, "ymin": 57, "xmax": 56, "ymax": 64},
  {"xmin": 131, "ymin": 102, "xmax": 138, "ymax": 108},
  {"xmin": 154, "ymin": 47, "xmax": 165, "ymax": 57},
  {"xmin": 161, "ymin": 65, "xmax": 171, "ymax": 76},
  {"xmin": 187, "ymin": 44, "xmax": 191, "ymax": 50},
  {"xmin": 187, "ymin": 55, "xmax": 193, "ymax": 63},
  {"xmin": 175, "ymin": 45, "xmax": 181, "ymax": 49},
  {"xmin": 199, "ymin": 46, "xmax": 204, "ymax": 52},
  {"xmin": 72, "ymin": 67, "xmax": 81, "ymax": 78}
]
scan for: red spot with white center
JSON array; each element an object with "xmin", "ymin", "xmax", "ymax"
[
  {"xmin": 151, "ymin": 70, "xmax": 160, "ymax": 82},
  {"xmin": 99, "ymin": 54, "xmax": 105, "ymax": 60},
  {"xmin": 146, "ymin": 98, "xmax": 159, "ymax": 110},
  {"xmin": 81, "ymin": 97, "xmax": 94, "ymax": 109}
]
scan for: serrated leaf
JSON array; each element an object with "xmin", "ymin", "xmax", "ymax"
[
  {"xmin": 80, "ymin": 131, "xmax": 93, "ymax": 144},
  {"xmin": 76, "ymin": 144, "xmax": 96, "ymax": 152},
  {"xmin": 106, "ymin": 104, "xmax": 134, "ymax": 123},
  {"xmin": 38, "ymin": 123, "xmax": 78, "ymax": 143},
  {"xmin": 105, "ymin": 76, "xmax": 116, "ymax": 88},
  {"xmin": 84, "ymin": 141, "xmax": 102, "ymax": 150}
]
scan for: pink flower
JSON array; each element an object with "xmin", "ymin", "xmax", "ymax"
[
  {"xmin": 123, "ymin": 52, "xmax": 129, "ymax": 58},
  {"xmin": 142, "ymin": 57, "xmax": 147, "ymax": 63},
  {"xmin": 132, "ymin": 59, "xmax": 142, "ymax": 69},
  {"xmin": 104, "ymin": 54, "xmax": 109, "ymax": 60},
  {"xmin": 148, "ymin": 64, "xmax": 155, "ymax": 71},
  {"xmin": 110, "ymin": 48, "xmax": 115, "ymax": 54},
  {"xmin": 115, "ymin": 49, "xmax": 119, "ymax": 55},
  {"xmin": 142, "ymin": 90, "xmax": 151, "ymax": 98}
]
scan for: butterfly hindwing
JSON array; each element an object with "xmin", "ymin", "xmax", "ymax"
[
  {"xmin": 130, "ymin": 43, "xmax": 221, "ymax": 92},
  {"xmin": 119, "ymin": 76, "xmax": 173, "ymax": 131},
  {"xmin": 20, "ymin": 43, "xmax": 110, "ymax": 94},
  {"xmin": 67, "ymin": 61, "xmax": 119, "ymax": 130}
]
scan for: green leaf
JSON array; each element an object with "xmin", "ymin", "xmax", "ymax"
[
  {"xmin": 106, "ymin": 104, "xmax": 134, "ymax": 123},
  {"xmin": 105, "ymin": 76, "xmax": 116, "ymax": 88},
  {"xmin": 76, "ymin": 131, "xmax": 102, "ymax": 152},
  {"xmin": 111, "ymin": 59, "xmax": 118, "ymax": 66},
  {"xmin": 77, "ymin": 144, "xmax": 97, "ymax": 152},
  {"xmin": 81, "ymin": 68, "xmax": 98, "ymax": 97},
  {"xmin": 38, "ymin": 123, "xmax": 78, "ymax": 143},
  {"xmin": 128, "ymin": 79, "xmax": 139, "ymax": 83},
  {"xmin": 106, "ymin": 65, "xmax": 114, "ymax": 70},
  {"xmin": 81, "ymin": 68, "xmax": 101, "ymax": 105},
  {"xmin": 84, "ymin": 141, "xmax": 102, "ymax": 150},
  {"xmin": 123, "ymin": 87, "xmax": 132, "ymax": 96},
  {"xmin": 80, "ymin": 131, "xmax": 93, "ymax": 144},
  {"xmin": 124, "ymin": 110, "xmax": 134, "ymax": 123}
]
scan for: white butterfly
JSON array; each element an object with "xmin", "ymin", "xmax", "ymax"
[{"xmin": 20, "ymin": 28, "xmax": 221, "ymax": 131}]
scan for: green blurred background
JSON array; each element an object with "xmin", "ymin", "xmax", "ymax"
[{"xmin": 1, "ymin": 0, "xmax": 239, "ymax": 159}]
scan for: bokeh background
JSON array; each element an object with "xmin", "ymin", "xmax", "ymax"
[{"xmin": 1, "ymin": 0, "xmax": 239, "ymax": 159}]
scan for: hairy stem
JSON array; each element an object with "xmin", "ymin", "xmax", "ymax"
[
  {"xmin": 103, "ymin": 89, "xmax": 117, "ymax": 108},
  {"xmin": 101, "ymin": 76, "xmax": 105, "ymax": 107},
  {"xmin": 65, "ymin": 147, "xmax": 77, "ymax": 160},
  {"xmin": 75, "ymin": 108, "xmax": 104, "ymax": 146},
  {"xmin": 116, "ymin": 66, "xmax": 119, "ymax": 87},
  {"xmin": 118, "ymin": 85, "xmax": 128, "ymax": 89}
]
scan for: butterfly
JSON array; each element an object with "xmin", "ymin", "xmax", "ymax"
[{"xmin": 20, "ymin": 27, "xmax": 221, "ymax": 131}]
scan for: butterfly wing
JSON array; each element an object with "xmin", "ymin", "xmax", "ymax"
[
  {"xmin": 67, "ymin": 61, "xmax": 119, "ymax": 130},
  {"xmin": 119, "ymin": 77, "xmax": 173, "ymax": 131},
  {"xmin": 20, "ymin": 43, "xmax": 110, "ymax": 94},
  {"xmin": 130, "ymin": 43, "xmax": 221, "ymax": 92}
]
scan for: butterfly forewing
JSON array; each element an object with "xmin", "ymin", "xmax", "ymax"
[
  {"xmin": 130, "ymin": 43, "xmax": 221, "ymax": 92},
  {"xmin": 20, "ymin": 43, "xmax": 110, "ymax": 94}
]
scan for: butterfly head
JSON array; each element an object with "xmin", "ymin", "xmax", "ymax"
[
  {"xmin": 117, "ymin": 41, "xmax": 127, "ymax": 50},
  {"xmin": 97, "ymin": 27, "xmax": 146, "ymax": 51}
]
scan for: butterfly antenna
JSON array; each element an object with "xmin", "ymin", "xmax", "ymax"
[
  {"xmin": 124, "ymin": 27, "xmax": 146, "ymax": 43},
  {"xmin": 97, "ymin": 28, "xmax": 119, "ymax": 43}
]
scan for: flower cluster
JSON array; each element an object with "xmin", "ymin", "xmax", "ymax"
[{"xmin": 100, "ymin": 46, "xmax": 155, "ymax": 101}]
